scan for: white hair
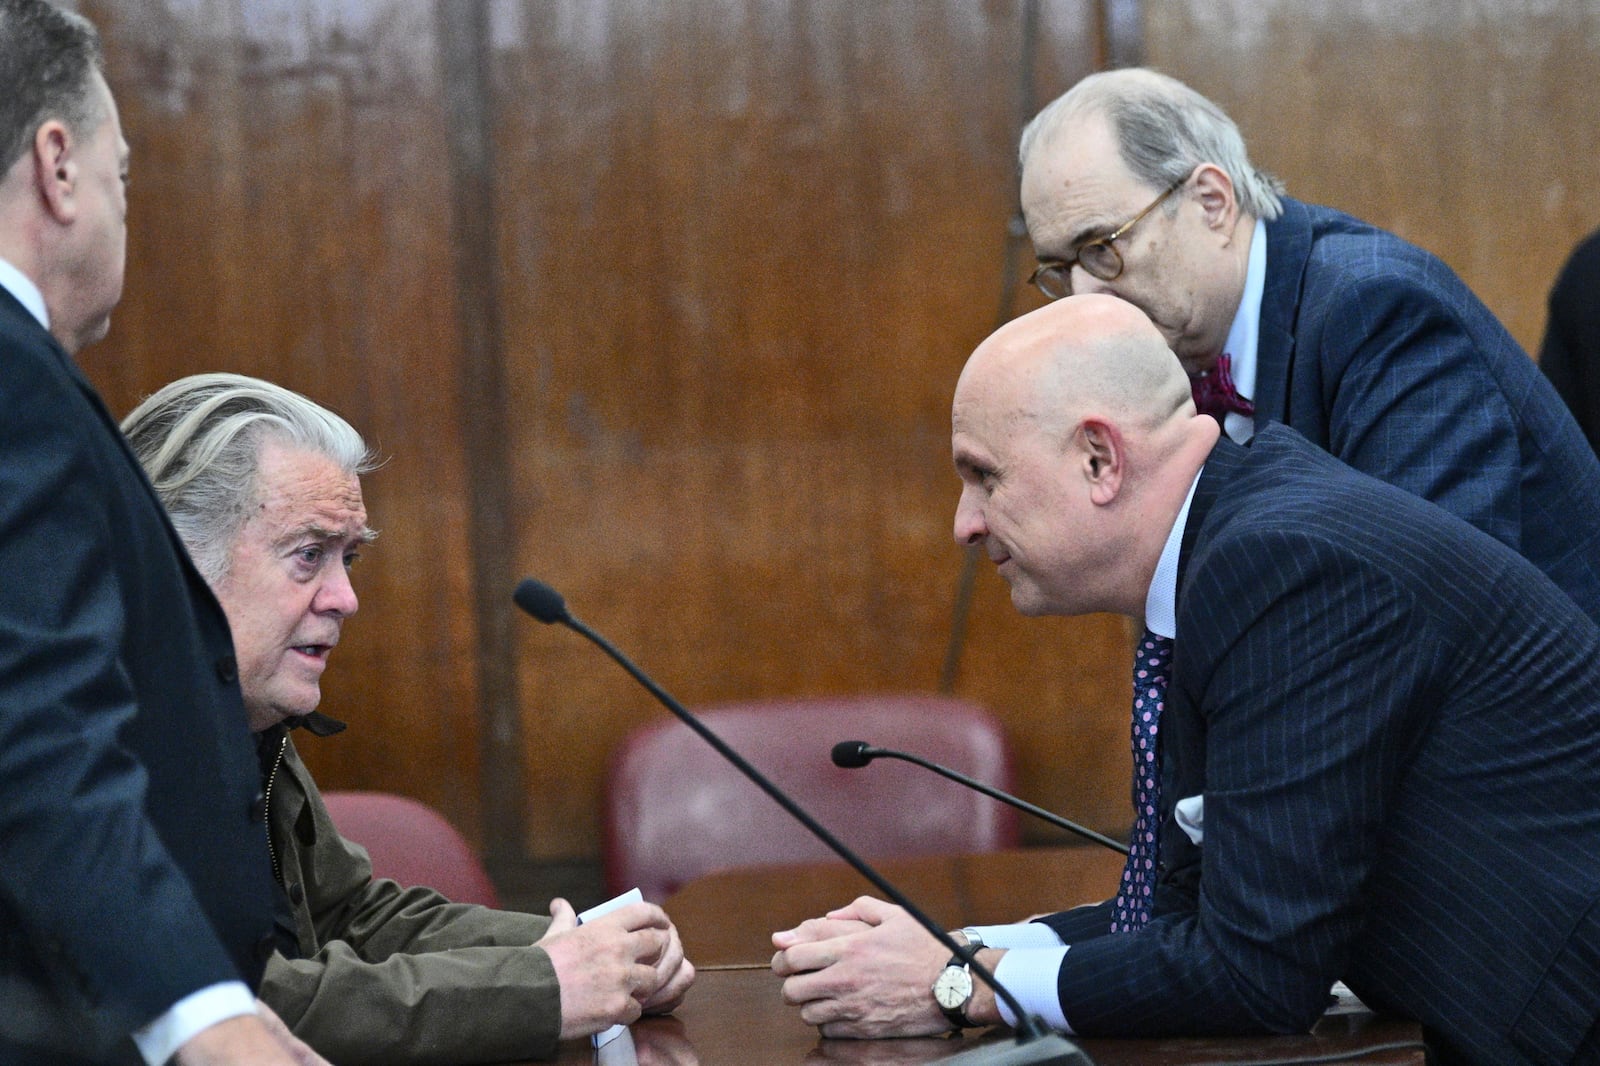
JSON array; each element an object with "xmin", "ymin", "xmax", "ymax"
[
  {"xmin": 1021, "ymin": 67, "xmax": 1284, "ymax": 221},
  {"xmin": 122, "ymin": 373, "xmax": 377, "ymax": 582}
]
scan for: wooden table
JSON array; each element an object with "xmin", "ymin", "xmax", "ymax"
[
  {"xmin": 662, "ymin": 845, "xmax": 1129, "ymax": 967},
  {"xmin": 543, "ymin": 846, "xmax": 1426, "ymax": 1064},
  {"xmin": 552, "ymin": 968, "xmax": 1427, "ymax": 1065}
]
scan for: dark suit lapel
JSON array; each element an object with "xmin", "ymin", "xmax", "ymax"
[
  {"xmin": 0, "ymin": 285, "xmax": 59, "ymax": 365},
  {"xmin": 1253, "ymin": 198, "xmax": 1311, "ymax": 430},
  {"xmin": 0, "ymin": 288, "xmax": 126, "ymax": 454},
  {"xmin": 0, "ymin": 285, "xmax": 89, "ymax": 395},
  {"xmin": 1159, "ymin": 437, "xmax": 1249, "ymax": 895},
  {"xmin": 1175, "ymin": 435, "xmax": 1248, "ymax": 601}
]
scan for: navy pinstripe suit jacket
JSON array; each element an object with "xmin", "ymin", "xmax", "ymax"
[
  {"xmin": 1252, "ymin": 197, "xmax": 1600, "ymax": 627},
  {"xmin": 1041, "ymin": 427, "xmax": 1600, "ymax": 1066}
]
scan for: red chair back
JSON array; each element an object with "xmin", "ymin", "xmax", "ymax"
[
  {"xmin": 322, "ymin": 790, "xmax": 502, "ymax": 908},
  {"xmin": 603, "ymin": 695, "xmax": 1019, "ymax": 902}
]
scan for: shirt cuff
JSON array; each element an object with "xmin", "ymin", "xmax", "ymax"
[
  {"xmin": 131, "ymin": 982, "xmax": 256, "ymax": 1065},
  {"xmin": 991, "ymin": 946, "xmax": 1073, "ymax": 1033},
  {"xmin": 964, "ymin": 922, "xmax": 1065, "ymax": 950}
]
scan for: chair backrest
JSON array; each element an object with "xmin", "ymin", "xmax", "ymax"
[
  {"xmin": 321, "ymin": 790, "xmax": 502, "ymax": 908},
  {"xmin": 603, "ymin": 695, "xmax": 1019, "ymax": 901}
]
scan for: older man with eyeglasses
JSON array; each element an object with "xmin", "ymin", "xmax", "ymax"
[{"xmin": 1016, "ymin": 67, "xmax": 1600, "ymax": 626}]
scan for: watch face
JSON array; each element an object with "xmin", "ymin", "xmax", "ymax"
[{"xmin": 933, "ymin": 964, "xmax": 973, "ymax": 1009}]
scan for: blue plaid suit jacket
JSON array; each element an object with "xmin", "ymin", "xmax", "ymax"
[{"xmin": 1252, "ymin": 197, "xmax": 1600, "ymax": 626}]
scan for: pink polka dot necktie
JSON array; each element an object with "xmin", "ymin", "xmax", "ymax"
[
  {"xmin": 1190, "ymin": 352, "xmax": 1255, "ymax": 424},
  {"xmin": 1111, "ymin": 628, "xmax": 1175, "ymax": 933}
]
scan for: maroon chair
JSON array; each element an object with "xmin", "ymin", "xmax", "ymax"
[
  {"xmin": 321, "ymin": 790, "xmax": 502, "ymax": 908},
  {"xmin": 603, "ymin": 695, "xmax": 1020, "ymax": 902}
]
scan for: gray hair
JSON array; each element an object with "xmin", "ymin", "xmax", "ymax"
[
  {"xmin": 1020, "ymin": 67, "xmax": 1284, "ymax": 221},
  {"xmin": 122, "ymin": 373, "xmax": 378, "ymax": 583},
  {"xmin": 0, "ymin": 0, "xmax": 105, "ymax": 178}
]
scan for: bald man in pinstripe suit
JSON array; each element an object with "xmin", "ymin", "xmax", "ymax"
[{"xmin": 773, "ymin": 294, "xmax": 1600, "ymax": 1066}]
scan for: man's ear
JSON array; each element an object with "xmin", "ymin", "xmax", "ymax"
[
  {"xmin": 32, "ymin": 120, "xmax": 78, "ymax": 225},
  {"xmin": 1190, "ymin": 163, "xmax": 1238, "ymax": 234},
  {"xmin": 1077, "ymin": 417, "xmax": 1124, "ymax": 505}
]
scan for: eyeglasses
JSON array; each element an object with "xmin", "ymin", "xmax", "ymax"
[{"xmin": 1027, "ymin": 175, "xmax": 1188, "ymax": 299}]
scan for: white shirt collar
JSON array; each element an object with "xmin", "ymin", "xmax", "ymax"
[
  {"xmin": 1216, "ymin": 217, "xmax": 1267, "ymax": 442},
  {"xmin": 0, "ymin": 256, "xmax": 49, "ymax": 330},
  {"xmin": 1143, "ymin": 467, "xmax": 1203, "ymax": 640}
]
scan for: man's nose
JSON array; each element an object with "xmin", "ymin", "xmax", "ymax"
[
  {"xmin": 316, "ymin": 564, "xmax": 359, "ymax": 618},
  {"xmin": 953, "ymin": 491, "xmax": 987, "ymax": 545}
]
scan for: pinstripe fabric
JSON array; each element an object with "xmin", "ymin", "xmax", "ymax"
[
  {"xmin": 1253, "ymin": 198, "xmax": 1600, "ymax": 628},
  {"xmin": 1046, "ymin": 427, "xmax": 1600, "ymax": 1066}
]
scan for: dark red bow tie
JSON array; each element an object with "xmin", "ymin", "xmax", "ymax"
[{"xmin": 1190, "ymin": 353, "xmax": 1255, "ymax": 423}]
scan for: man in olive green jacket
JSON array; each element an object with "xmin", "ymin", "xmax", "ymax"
[
  {"xmin": 124, "ymin": 373, "xmax": 694, "ymax": 1065},
  {"xmin": 260, "ymin": 714, "xmax": 570, "ymax": 1063}
]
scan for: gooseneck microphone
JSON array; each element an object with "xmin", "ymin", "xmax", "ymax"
[
  {"xmin": 831, "ymin": 741, "xmax": 1128, "ymax": 856},
  {"xmin": 513, "ymin": 577, "xmax": 1092, "ymax": 1066}
]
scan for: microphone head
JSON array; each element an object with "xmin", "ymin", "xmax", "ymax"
[
  {"xmin": 513, "ymin": 578, "xmax": 569, "ymax": 624},
  {"xmin": 830, "ymin": 740, "xmax": 875, "ymax": 769}
]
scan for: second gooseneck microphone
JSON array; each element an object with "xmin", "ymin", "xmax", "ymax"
[
  {"xmin": 513, "ymin": 577, "xmax": 1094, "ymax": 1066},
  {"xmin": 830, "ymin": 741, "xmax": 1128, "ymax": 856}
]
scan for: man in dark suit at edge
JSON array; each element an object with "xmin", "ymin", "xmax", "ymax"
[
  {"xmin": 1015, "ymin": 67, "xmax": 1600, "ymax": 625},
  {"xmin": 0, "ymin": 2, "xmax": 319, "ymax": 1061},
  {"xmin": 1538, "ymin": 226, "xmax": 1600, "ymax": 455},
  {"xmin": 772, "ymin": 295, "xmax": 1600, "ymax": 1066}
]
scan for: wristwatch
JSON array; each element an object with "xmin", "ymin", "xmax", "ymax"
[{"xmin": 931, "ymin": 953, "xmax": 975, "ymax": 1030}]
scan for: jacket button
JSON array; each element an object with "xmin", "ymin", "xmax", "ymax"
[
  {"xmin": 288, "ymin": 882, "xmax": 305, "ymax": 905},
  {"xmin": 217, "ymin": 655, "xmax": 238, "ymax": 683},
  {"xmin": 248, "ymin": 793, "xmax": 266, "ymax": 822}
]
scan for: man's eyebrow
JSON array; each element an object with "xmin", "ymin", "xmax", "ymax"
[
  {"xmin": 281, "ymin": 524, "xmax": 379, "ymax": 546},
  {"xmin": 952, "ymin": 449, "xmax": 990, "ymax": 476},
  {"xmin": 1059, "ymin": 215, "xmax": 1117, "ymax": 254}
]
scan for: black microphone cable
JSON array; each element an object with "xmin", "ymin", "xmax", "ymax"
[
  {"xmin": 831, "ymin": 740, "xmax": 1127, "ymax": 855},
  {"xmin": 515, "ymin": 577, "xmax": 1094, "ymax": 1066}
]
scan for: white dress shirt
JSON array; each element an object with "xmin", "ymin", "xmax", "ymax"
[{"xmin": 1215, "ymin": 217, "xmax": 1268, "ymax": 444}]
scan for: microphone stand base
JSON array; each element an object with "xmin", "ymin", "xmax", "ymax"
[{"xmin": 941, "ymin": 1031, "xmax": 1096, "ymax": 1065}]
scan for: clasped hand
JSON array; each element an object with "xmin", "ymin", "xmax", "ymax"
[{"xmin": 769, "ymin": 895, "xmax": 952, "ymax": 1039}]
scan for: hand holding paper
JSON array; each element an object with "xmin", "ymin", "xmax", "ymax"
[{"xmin": 581, "ymin": 889, "xmax": 647, "ymax": 1048}]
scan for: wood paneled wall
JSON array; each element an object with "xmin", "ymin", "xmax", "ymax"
[
  {"xmin": 1146, "ymin": 1, "xmax": 1600, "ymax": 356},
  {"xmin": 485, "ymin": 1, "xmax": 1126, "ymax": 867},
  {"xmin": 82, "ymin": 0, "xmax": 1125, "ymax": 895},
  {"xmin": 87, "ymin": 0, "xmax": 490, "ymax": 827},
  {"xmin": 73, "ymin": 0, "xmax": 1600, "ymax": 899}
]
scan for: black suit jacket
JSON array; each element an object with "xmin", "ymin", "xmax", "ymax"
[
  {"xmin": 1252, "ymin": 197, "xmax": 1600, "ymax": 626},
  {"xmin": 1042, "ymin": 426, "xmax": 1600, "ymax": 1066},
  {"xmin": 0, "ymin": 289, "xmax": 276, "ymax": 1061},
  {"xmin": 1538, "ymin": 226, "xmax": 1600, "ymax": 456}
]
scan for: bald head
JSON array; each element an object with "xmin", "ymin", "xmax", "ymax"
[
  {"xmin": 955, "ymin": 294, "xmax": 1193, "ymax": 448},
  {"xmin": 952, "ymin": 295, "xmax": 1218, "ymax": 619}
]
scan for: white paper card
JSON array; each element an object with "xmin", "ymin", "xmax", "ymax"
[{"xmin": 579, "ymin": 888, "xmax": 644, "ymax": 1048}]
